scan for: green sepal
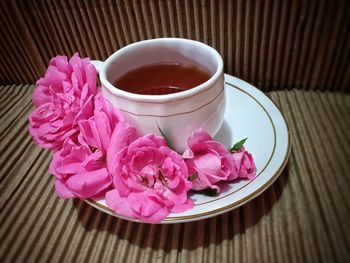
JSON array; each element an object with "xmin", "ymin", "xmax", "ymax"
[
  {"xmin": 157, "ymin": 125, "xmax": 175, "ymax": 151},
  {"xmin": 230, "ymin": 137, "xmax": 248, "ymax": 152}
]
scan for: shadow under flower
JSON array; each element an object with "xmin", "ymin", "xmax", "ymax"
[{"xmin": 73, "ymin": 161, "xmax": 290, "ymax": 252}]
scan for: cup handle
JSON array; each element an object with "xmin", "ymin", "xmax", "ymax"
[{"xmin": 91, "ymin": 60, "xmax": 104, "ymax": 74}]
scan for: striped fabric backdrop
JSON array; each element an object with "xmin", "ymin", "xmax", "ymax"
[
  {"xmin": 0, "ymin": 0, "xmax": 349, "ymax": 92},
  {"xmin": 1, "ymin": 84, "xmax": 349, "ymax": 262}
]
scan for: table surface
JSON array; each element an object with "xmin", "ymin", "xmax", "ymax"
[{"xmin": 0, "ymin": 84, "xmax": 349, "ymax": 263}]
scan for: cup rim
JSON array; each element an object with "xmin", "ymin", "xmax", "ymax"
[{"xmin": 99, "ymin": 38, "xmax": 223, "ymax": 102}]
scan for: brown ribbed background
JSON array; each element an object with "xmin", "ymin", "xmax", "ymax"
[
  {"xmin": 1, "ymin": 0, "xmax": 350, "ymax": 262},
  {"xmin": 1, "ymin": 84, "xmax": 350, "ymax": 262},
  {"xmin": 0, "ymin": 0, "xmax": 349, "ymax": 91}
]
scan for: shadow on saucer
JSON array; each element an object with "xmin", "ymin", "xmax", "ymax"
[
  {"xmin": 214, "ymin": 119, "xmax": 233, "ymax": 147},
  {"xmin": 73, "ymin": 160, "xmax": 290, "ymax": 252}
]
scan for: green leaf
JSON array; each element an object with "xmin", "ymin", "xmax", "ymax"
[
  {"xmin": 157, "ymin": 125, "xmax": 175, "ymax": 151},
  {"xmin": 188, "ymin": 172, "xmax": 198, "ymax": 181},
  {"xmin": 230, "ymin": 137, "xmax": 248, "ymax": 152}
]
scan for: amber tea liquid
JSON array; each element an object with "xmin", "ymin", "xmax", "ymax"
[{"xmin": 113, "ymin": 63, "xmax": 211, "ymax": 95}]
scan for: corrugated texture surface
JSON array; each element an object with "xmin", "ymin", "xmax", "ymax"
[
  {"xmin": 0, "ymin": 85, "xmax": 349, "ymax": 262},
  {"xmin": 0, "ymin": 0, "xmax": 349, "ymax": 91}
]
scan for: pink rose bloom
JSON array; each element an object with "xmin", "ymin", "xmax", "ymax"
[
  {"xmin": 29, "ymin": 53, "xmax": 98, "ymax": 151},
  {"xmin": 183, "ymin": 129, "xmax": 238, "ymax": 193},
  {"xmin": 231, "ymin": 147, "xmax": 256, "ymax": 180},
  {"xmin": 106, "ymin": 126, "xmax": 193, "ymax": 223},
  {"xmin": 78, "ymin": 93, "xmax": 124, "ymax": 153},
  {"xmin": 49, "ymin": 94, "xmax": 126, "ymax": 199},
  {"xmin": 49, "ymin": 138, "xmax": 110, "ymax": 199}
]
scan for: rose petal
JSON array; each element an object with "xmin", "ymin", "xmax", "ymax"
[
  {"xmin": 32, "ymin": 86, "xmax": 51, "ymax": 107},
  {"xmin": 107, "ymin": 133, "xmax": 192, "ymax": 223},
  {"xmin": 79, "ymin": 119, "xmax": 101, "ymax": 150},
  {"xmin": 56, "ymin": 163, "xmax": 86, "ymax": 176},
  {"xmin": 29, "ymin": 54, "xmax": 98, "ymax": 151},
  {"xmin": 171, "ymin": 198, "xmax": 194, "ymax": 213},
  {"xmin": 65, "ymin": 168, "xmax": 111, "ymax": 199},
  {"xmin": 55, "ymin": 179, "xmax": 75, "ymax": 199},
  {"xmin": 107, "ymin": 122, "xmax": 137, "ymax": 173},
  {"xmin": 94, "ymin": 112, "xmax": 112, "ymax": 152},
  {"xmin": 105, "ymin": 189, "xmax": 136, "ymax": 218}
]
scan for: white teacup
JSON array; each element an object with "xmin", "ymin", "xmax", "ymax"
[{"xmin": 92, "ymin": 38, "xmax": 225, "ymax": 152}]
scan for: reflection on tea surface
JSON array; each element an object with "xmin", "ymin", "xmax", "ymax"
[{"xmin": 113, "ymin": 63, "xmax": 211, "ymax": 95}]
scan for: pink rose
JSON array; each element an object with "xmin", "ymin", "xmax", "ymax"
[
  {"xmin": 78, "ymin": 93, "xmax": 124, "ymax": 153},
  {"xmin": 183, "ymin": 129, "xmax": 238, "ymax": 193},
  {"xmin": 29, "ymin": 53, "xmax": 98, "ymax": 151},
  {"xmin": 231, "ymin": 147, "xmax": 256, "ymax": 180},
  {"xmin": 49, "ymin": 94, "xmax": 128, "ymax": 199},
  {"xmin": 49, "ymin": 138, "xmax": 110, "ymax": 199},
  {"xmin": 106, "ymin": 126, "xmax": 193, "ymax": 223}
]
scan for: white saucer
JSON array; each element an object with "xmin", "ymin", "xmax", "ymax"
[{"xmin": 85, "ymin": 74, "xmax": 291, "ymax": 224}]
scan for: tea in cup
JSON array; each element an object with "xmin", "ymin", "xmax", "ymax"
[{"xmin": 92, "ymin": 38, "xmax": 225, "ymax": 152}]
